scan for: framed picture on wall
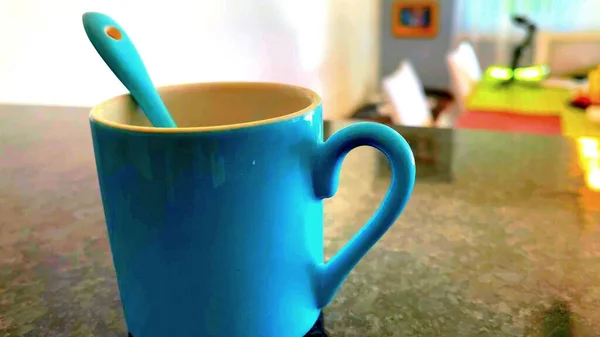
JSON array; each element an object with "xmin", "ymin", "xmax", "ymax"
[{"xmin": 392, "ymin": 1, "xmax": 439, "ymax": 39}]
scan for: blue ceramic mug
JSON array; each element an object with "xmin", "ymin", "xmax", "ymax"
[{"xmin": 90, "ymin": 82, "xmax": 415, "ymax": 337}]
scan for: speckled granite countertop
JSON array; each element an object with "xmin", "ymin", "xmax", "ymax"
[{"xmin": 1, "ymin": 104, "xmax": 600, "ymax": 336}]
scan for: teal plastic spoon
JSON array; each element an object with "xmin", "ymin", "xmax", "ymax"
[{"xmin": 82, "ymin": 12, "xmax": 177, "ymax": 128}]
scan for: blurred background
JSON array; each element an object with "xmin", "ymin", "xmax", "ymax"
[
  {"xmin": 3, "ymin": 2, "xmax": 600, "ymax": 335},
  {"xmin": 1, "ymin": 0, "xmax": 600, "ymax": 127},
  {"xmin": 0, "ymin": 0, "xmax": 377, "ymax": 120}
]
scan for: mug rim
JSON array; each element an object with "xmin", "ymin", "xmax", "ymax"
[{"xmin": 89, "ymin": 82, "xmax": 322, "ymax": 133}]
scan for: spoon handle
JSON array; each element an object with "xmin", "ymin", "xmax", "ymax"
[{"xmin": 82, "ymin": 12, "xmax": 177, "ymax": 128}]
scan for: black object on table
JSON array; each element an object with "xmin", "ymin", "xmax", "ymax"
[
  {"xmin": 127, "ymin": 313, "xmax": 327, "ymax": 337},
  {"xmin": 351, "ymin": 88, "xmax": 453, "ymax": 123}
]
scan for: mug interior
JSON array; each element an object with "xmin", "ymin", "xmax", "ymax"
[{"xmin": 90, "ymin": 82, "xmax": 320, "ymax": 132}]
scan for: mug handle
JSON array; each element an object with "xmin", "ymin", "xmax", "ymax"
[{"xmin": 312, "ymin": 122, "xmax": 416, "ymax": 308}]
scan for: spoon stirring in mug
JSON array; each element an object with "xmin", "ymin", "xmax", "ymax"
[{"xmin": 82, "ymin": 12, "xmax": 177, "ymax": 128}]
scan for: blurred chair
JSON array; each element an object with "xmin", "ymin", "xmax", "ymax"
[
  {"xmin": 447, "ymin": 42, "xmax": 482, "ymax": 114},
  {"xmin": 381, "ymin": 60, "xmax": 433, "ymax": 127}
]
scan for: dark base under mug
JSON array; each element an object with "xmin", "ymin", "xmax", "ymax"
[{"xmin": 127, "ymin": 313, "xmax": 328, "ymax": 337}]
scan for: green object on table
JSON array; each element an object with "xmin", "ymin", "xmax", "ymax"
[
  {"xmin": 467, "ymin": 80, "xmax": 571, "ymax": 116},
  {"xmin": 485, "ymin": 65, "xmax": 549, "ymax": 82},
  {"xmin": 486, "ymin": 66, "xmax": 513, "ymax": 81},
  {"xmin": 467, "ymin": 80, "xmax": 600, "ymax": 138},
  {"xmin": 514, "ymin": 65, "xmax": 550, "ymax": 82}
]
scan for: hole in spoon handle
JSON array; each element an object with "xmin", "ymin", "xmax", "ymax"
[{"xmin": 105, "ymin": 26, "xmax": 122, "ymax": 40}]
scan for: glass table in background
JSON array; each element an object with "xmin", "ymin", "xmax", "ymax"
[{"xmin": 1, "ymin": 104, "xmax": 600, "ymax": 336}]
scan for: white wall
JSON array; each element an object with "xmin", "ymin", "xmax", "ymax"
[
  {"xmin": 323, "ymin": 0, "xmax": 380, "ymax": 120},
  {"xmin": 0, "ymin": 0, "xmax": 379, "ymax": 119}
]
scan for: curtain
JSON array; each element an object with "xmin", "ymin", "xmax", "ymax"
[{"xmin": 455, "ymin": 0, "xmax": 600, "ymax": 35}]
